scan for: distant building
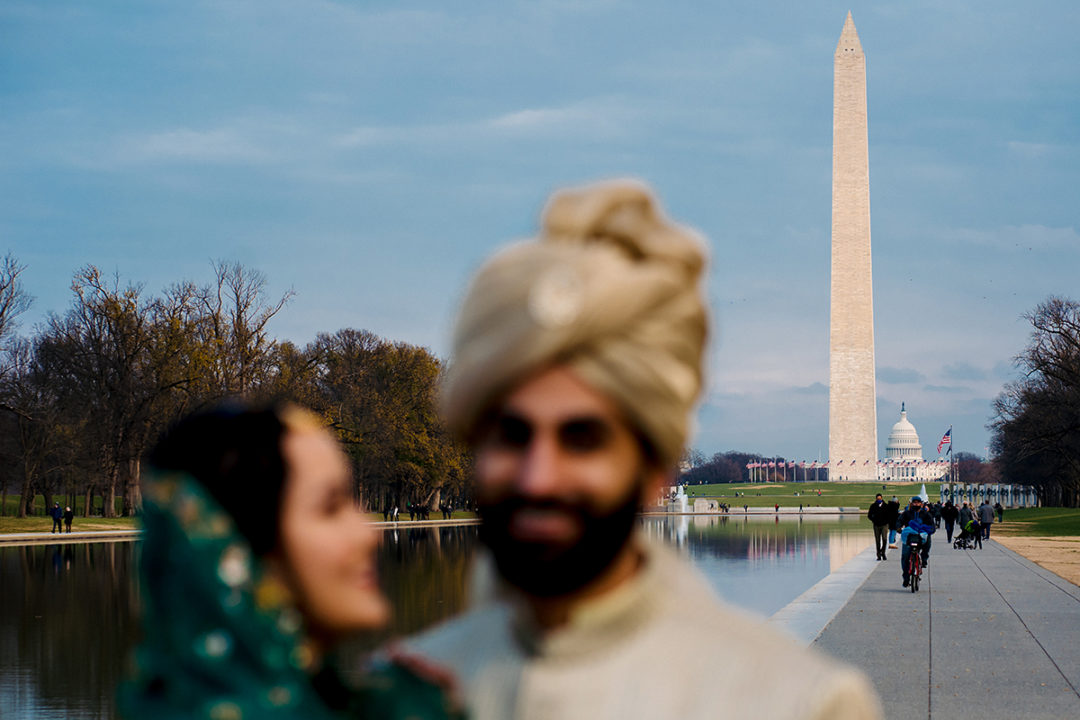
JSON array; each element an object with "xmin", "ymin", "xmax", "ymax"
[{"xmin": 879, "ymin": 403, "xmax": 947, "ymax": 481}]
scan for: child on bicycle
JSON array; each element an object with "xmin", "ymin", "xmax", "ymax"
[{"xmin": 897, "ymin": 496, "xmax": 935, "ymax": 588}]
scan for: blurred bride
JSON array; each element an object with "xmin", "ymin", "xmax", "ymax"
[{"xmin": 119, "ymin": 402, "xmax": 461, "ymax": 720}]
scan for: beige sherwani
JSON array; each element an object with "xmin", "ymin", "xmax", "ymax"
[{"xmin": 410, "ymin": 540, "xmax": 883, "ymax": 720}]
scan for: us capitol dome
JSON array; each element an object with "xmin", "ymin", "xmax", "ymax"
[{"xmin": 880, "ymin": 403, "xmax": 945, "ymax": 481}]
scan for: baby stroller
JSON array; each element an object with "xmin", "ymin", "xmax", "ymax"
[{"xmin": 954, "ymin": 518, "xmax": 982, "ymax": 549}]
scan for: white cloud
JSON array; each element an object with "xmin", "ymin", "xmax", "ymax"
[
  {"xmin": 1006, "ymin": 141, "xmax": 1054, "ymax": 158},
  {"xmin": 128, "ymin": 127, "xmax": 269, "ymax": 164},
  {"xmin": 337, "ymin": 97, "xmax": 636, "ymax": 149},
  {"xmin": 947, "ymin": 224, "xmax": 1080, "ymax": 250}
]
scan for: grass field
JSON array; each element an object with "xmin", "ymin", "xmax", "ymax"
[
  {"xmin": 991, "ymin": 507, "xmax": 1080, "ymax": 537},
  {"xmin": 0, "ymin": 504, "xmax": 478, "ymax": 535},
  {"xmin": 5, "ymin": 486, "xmax": 1073, "ymax": 535},
  {"xmin": 0, "ymin": 516, "xmax": 138, "ymax": 534},
  {"xmin": 681, "ymin": 481, "xmax": 942, "ymax": 508}
]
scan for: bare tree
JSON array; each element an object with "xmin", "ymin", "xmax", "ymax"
[
  {"xmin": 0, "ymin": 253, "xmax": 33, "ymax": 380},
  {"xmin": 991, "ymin": 296, "xmax": 1080, "ymax": 507},
  {"xmin": 197, "ymin": 261, "xmax": 294, "ymax": 395}
]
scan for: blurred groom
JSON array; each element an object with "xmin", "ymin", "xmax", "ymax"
[{"xmin": 410, "ymin": 180, "xmax": 882, "ymax": 720}]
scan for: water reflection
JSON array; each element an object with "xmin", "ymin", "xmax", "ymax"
[
  {"xmin": 1, "ymin": 516, "xmax": 871, "ymax": 719},
  {"xmin": 644, "ymin": 514, "xmax": 873, "ymax": 616},
  {"xmin": 0, "ymin": 542, "xmax": 141, "ymax": 720},
  {"xmin": 370, "ymin": 525, "xmax": 477, "ymax": 642}
]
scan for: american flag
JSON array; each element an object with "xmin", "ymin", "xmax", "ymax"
[{"xmin": 937, "ymin": 427, "xmax": 952, "ymax": 454}]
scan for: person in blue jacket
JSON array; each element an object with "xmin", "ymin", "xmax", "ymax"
[{"xmin": 897, "ymin": 496, "xmax": 935, "ymax": 588}]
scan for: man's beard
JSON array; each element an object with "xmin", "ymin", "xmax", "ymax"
[{"xmin": 477, "ymin": 477, "xmax": 644, "ymax": 598}]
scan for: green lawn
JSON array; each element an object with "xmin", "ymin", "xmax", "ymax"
[
  {"xmin": 992, "ymin": 507, "xmax": 1080, "ymax": 537},
  {"xmin": 0, "ymin": 515, "xmax": 138, "ymax": 534},
  {"xmin": 681, "ymin": 480, "xmax": 941, "ymax": 508},
  {"xmin": 1, "ymin": 499, "xmax": 477, "ymax": 535}
]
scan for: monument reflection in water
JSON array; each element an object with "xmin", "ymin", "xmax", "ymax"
[{"xmin": 0, "ymin": 515, "xmax": 871, "ymax": 719}]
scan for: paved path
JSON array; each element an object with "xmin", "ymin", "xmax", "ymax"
[
  {"xmin": 813, "ymin": 538, "xmax": 1080, "ymax": 720},
  {"xmin": 0, "ymin": 529, "xmax": 141, "ymax": 546}
]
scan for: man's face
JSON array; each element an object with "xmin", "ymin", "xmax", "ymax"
[{"xmin": 473, "ymin": 365, "xmax": 662, "ymax": 597}]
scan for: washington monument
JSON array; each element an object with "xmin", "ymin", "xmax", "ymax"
[{"xmin": 829, "ymin": 13, "xmax": 877, "ymax": 481}]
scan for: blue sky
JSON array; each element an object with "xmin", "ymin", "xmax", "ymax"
[{"xmin": 3, "ymin": 1, "xmax": 1078, "ymax": 462}]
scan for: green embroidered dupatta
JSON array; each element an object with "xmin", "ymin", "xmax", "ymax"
[{"xmin": 119, "ymin": 471, "xmax": 461, "ymax": 720}]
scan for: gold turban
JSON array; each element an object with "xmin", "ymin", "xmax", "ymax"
[{"xmin": 440, "ymin": 179, "xmax": 709, "ymax": 468}]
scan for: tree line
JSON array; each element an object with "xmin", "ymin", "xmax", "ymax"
[
  {"xmin": 0, "ymin": 254, "xmax": 469, "ymax": 518},
  {"xmin": 991, "ymin": 296, "xmax": 1080, "ymax": 507},
  {"xmin": 4, "ymin": 251, "xmax": 1075, "ymax": 514}
]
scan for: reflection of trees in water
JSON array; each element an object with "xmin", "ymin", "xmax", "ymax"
[
  {"xmin": 0, "ymin": 542, "xmax": 140, "ymax": 720},
  {"xmin": 346, "ymin": 526, "xmax": 479, "ymax": 656},
  {"xmin": 379, "ymin": 525, "xmax": 477, "ymax": 637}
]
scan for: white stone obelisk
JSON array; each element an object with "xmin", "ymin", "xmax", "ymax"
[{"xmin": 829, "ymin": 13, "xmax": 877, "ymax": 482}]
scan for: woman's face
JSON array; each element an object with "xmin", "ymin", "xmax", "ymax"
[{"xmin": 276, "ymin": 427, "xmax": 388, "ymax": 641}]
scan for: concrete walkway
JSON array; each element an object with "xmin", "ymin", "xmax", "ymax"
[
  {"xmin": 813, "ymin": 538, "xmax": 1080, "ymax": 720},
  {"xmin": 0, "ymin": 529, "xmax": 141, "ymax": 545}
]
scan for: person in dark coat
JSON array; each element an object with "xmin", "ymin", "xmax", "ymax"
[
  {"xmin": 994, "ymin": 502, "xmax": 1004, "ymax": 523},
  {"xmin": 63, "ymin": 506, "xmax": 74, "ymax": 533},
  {"xmin": 941, "ymin": 500, "xmax": 959, "ymax": 543},
  {"xmin": 867, "ymin": 494, "xmax": 889, "ymax": 560},
  {"xmin": 50, "ymin": 503, "xmax": 63, "ymax": 533},
  {"xmin": 978, "ymin": 500, "xmax": 995, "ymax": 539},
  {"xmin": 958, "ymin": 501, "xmax": 973, "ymax": 527},
  {"xmin": 885, "ymin": 496, "xmax": 901, "ymax": 548}
]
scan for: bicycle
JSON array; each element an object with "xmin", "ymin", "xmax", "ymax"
[{"xmin": 906, "ymin": 536, "xmax": 924, "ymax": 592}]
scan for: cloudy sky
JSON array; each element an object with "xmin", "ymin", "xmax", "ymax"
[{"xmin": 3, "ymin": 1, "xmax": 1078, "ymax": 462}]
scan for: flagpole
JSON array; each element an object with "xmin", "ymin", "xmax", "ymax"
[{"xmin": 949, "ymin": 425, "xmax": 955, "ymax": 484}]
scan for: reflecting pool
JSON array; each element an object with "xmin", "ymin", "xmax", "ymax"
[{"xmin": 0, "ymin": 514, "xmax": 871, "ymax": 719}]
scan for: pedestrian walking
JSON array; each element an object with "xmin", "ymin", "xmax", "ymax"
[
  {"xmin": 941, "ymin": 500, "xmax": 959, "ymax": 543},
  {"xmin": 959, "ymin": 501, "xmax": 973, "ymax": 527},
  {"xmin": 970, "ymin": 517, "xmax": 983, "ymax": 549},
  {"xmin": 994, "ymin": 502, "xmax": 1004, "ymax": 523},
  {"xmin": 886, "ymin": 496, "xmax": 901, "ymax": 548},
  {"xmin": 49, "ymin": 502, "xmax": 63, "ymax": 533},
  {"xmin": 978, "ymin": 500, "xmax": 995, "ymax": 539},
  {"xmin": 868, "ymin": 494, "xmax": 889, "ymax": 560},
  {"xmin": 63, "ymin": 506, "xmax": 74, "ymax": 533}
]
